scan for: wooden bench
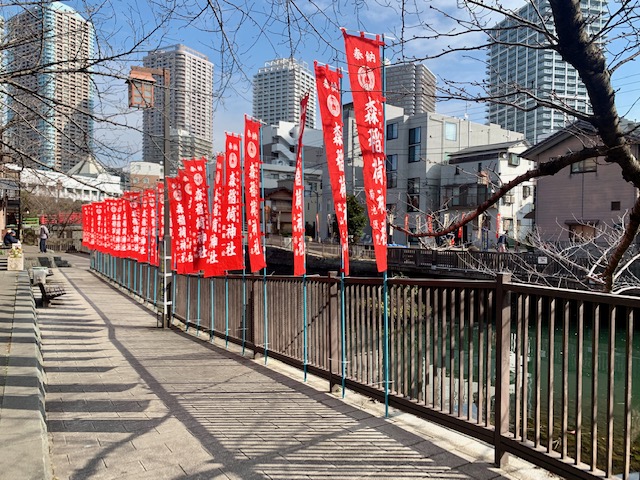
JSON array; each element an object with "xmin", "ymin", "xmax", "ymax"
[{"xmin": 37, "ymin": 282, "xmax": 66, "ymax": 307}]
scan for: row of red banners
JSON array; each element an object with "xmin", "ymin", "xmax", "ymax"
[{"xmin": 82, "ymin": 30, "xmax": 388, "ymax": 276}]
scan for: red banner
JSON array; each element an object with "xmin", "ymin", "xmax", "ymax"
[
  {"xmin": 496, "ymin": 213, "xmax": 501, "ymax": 238},
  {"xmin": 292, "ymin": 93, "xmax": 310, "ymax": 276},
  {"xmin": 145, "ymin": 188, "xmax": 158, "ymax": 266},
  {"xmin": 343, "ymin": 31, "xmax": 387, "ymax": 272},
  {"xmin": 157, "ymin": 180, "xmax": 165, "ymax": 242},
  {"xmin": 220, "ymin": 134, "xmax": 244, "ymax": 272},
  {"xmin": 182, "ymin": 158, "xmax": 210, "ymax": 272},
  {"xmin": 314, "ymin": 62, "xmax": 349, "ymax": 275},
  {"xmin": 81, "ymin": 204, "xmax": 91, "ymax": 249},
  {"xmin": 166, "ymin": 177, "xmax": 191, "ymax": 274},
  {"xmin": 244, "ymin": 117, "xmax": 266, "ymax": 273},
  {"xmin": 205, "ymin": 154, "xmax": 225, "ymax": 276}
]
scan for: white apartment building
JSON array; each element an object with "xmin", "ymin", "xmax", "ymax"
[
  {"xmin": 385, "ymin": 112, "xmax": 525, "ymax": 245},
  {"xmin": 253, "ymin": 58, "xmax": 317, "ymax": 129},
  {"xmin": 385, "ymin": 62, "xmax": 436, "ymax": 115},
  {"xmin": 5, "ymin": 2, "xmax": 96, "ymax": 172},
  {"xmin": 142, "ymin": 45, "xmax": 214, "ymax": 170},
  {"xmin": 441, "ymin": 140, "xmax": 534, "ymax": 249},
  {"xmin": 487, "ymin": 0, "xmax": 607, "ymax": 144}
]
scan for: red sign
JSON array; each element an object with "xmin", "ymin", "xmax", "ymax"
[
  {"xmin": 220, "ymin": 134, "xmax": 244, "ymax": 272},
  {"xmin": 343, "ymin": 31, "xmax": 387, "ymax": 272},
  {"xmin": 166, "ymin": 177, "xmax": 191, "ymax": 274},
  {"xmin": 244, "ymin": 117, "xmax": 266, "ymax": 273},
  {"xmin": 205, "ymin": 154, "xmax": 226, "ymax": 276},
  {"xmin": 182, "ymin": 158, "xmax": 210, "ymax": 272},
  {"xmin": 315, "ymin": 62, "xmax": 349, "ymax": 275},
  {"xmin": 292, "ymin": 93, "xmax": 310, "ymax": 276}
]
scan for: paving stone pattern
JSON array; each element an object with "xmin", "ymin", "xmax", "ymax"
[{"xmin": 40, "ymin": 255, "xmax": 561, "ymax": 480}]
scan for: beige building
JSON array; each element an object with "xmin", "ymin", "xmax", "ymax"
[
  {"xmin": 523, "ymin": 120, "xmax": 640, "ymax": 242},
  {"xmin": 143, "ymin": 45, "xmax": 214, "ymax": 172}
]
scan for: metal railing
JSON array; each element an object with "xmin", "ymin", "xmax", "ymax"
[{"xmin": 91, "ymin": 251, "xmax": 639, "ymax": 480}]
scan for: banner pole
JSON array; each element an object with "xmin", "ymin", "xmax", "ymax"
[
  {"xmin": 382, "ymin": 33, "xmax": 390, "ymax": 418},
  {"xmin": 339, "ymin": 71, "xmax": 347, "ymax": 398},
  {"xmin": 260, "ymin": 124, "xmax": 269, "ymax": 365},
  {"xmin": 241, "ymin": 134, "xmax": 248, "ymax": 356},
  {"xmin": 302, "ymin": 143, "xmax": 308, "ymax": 383}
]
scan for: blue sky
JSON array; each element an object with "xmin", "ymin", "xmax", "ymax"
[{"xmin": 64, "ymin": 0, "xmax": 640, "ymax": 165}]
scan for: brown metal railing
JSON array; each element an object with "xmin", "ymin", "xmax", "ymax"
[{"xmin": 92, "ymin": 251, "xmax": 639, "ymax": 480}]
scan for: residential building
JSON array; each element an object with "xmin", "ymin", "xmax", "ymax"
[
  {"xmin": 253, "ymin": 58, "xmax": 317, "ymax": 129},
  {"xmin": 487, "ymin": 0, "xmax": 607, "ymax": 144},
  {"xmin": 441, "ymin": 140, "xmax": 534, "ymax": 248},
  {"xmin": 384, "ymin": 112, "xmax": 525, "ymax": 245},
  {"xmin": 260, "ymin": 121, "xmax": 324, "ymax": 237},
  {"xmin": 523, "ymin": 120, "xmax": 640, "ymax": 242},
  {"xmin": 127, "ymin": 161, "xmax": 163, "ymax": 192},
  {"xmin": 5, "ymin": 2, "xmax": 96, "ymax": 171},
  {"xmin": 20, "ymin": 159, "xmax": 122, "ymax": 203},
  {"xmin": 142, "ymin": 45, "xmax": 214, "ymax": 171},
  {"xmin": 385, "ymin": 62, "xmax": 436, "ymax": 115}
]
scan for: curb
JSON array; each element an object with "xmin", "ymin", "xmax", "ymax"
[{"xmin": 0, "ymin": 271, "xmax": 51, "ymax": 480}]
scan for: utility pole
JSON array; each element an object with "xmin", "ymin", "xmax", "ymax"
[{"xmin": 127, "ymin": 66, "xmax": 172, "ymax": 328}]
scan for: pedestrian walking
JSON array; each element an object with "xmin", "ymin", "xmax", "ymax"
[
  {"xmin": 39, "ymin": 224, "xmax": 49, "ymax": 253},
  {"xmin": 497, "ymin": 231, "xmax": 508, "ymax": 252}
]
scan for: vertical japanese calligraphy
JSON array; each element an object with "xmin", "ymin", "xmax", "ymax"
[
  {"xmin": 343, "ymin": 31, "xmax": 387, "ymax": 272},
  {"xmin": 205, "ymin": 154, "xmax": 226, "ymax": 276},
  {"xmin": 220, "ymin": 134, "xmax": 244, "ymax": 272},
  {"xmin": 244, "ymin": 117, "xmax": 267, "ymax": 273},
  {"xmin": 314, "ymin": 62, "xmax": 349, "ymax": 275},
  {"xmin": 292, "ymin": 93, "xmax": 310, "ymax": 276}
]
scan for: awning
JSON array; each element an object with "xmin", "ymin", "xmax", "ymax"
[{"xmin": 0, "ymin": 179, "xmax": 19, "ymax": 191}]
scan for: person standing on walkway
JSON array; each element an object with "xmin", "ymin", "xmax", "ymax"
[
  {"xmin": 497, "ymin": 231, "xmax": 508, "ymax": 253},
  {"xmin": 39, "ymin": 224, "xmax": 49, "ymax": 253}
]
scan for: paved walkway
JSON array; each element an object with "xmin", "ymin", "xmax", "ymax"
[{"xmin": 40, "ymin": 253, "xmax": 560, "ymax": 480}]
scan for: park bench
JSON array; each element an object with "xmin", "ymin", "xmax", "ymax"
[{"xmin": 37, "ymin": 282, "xmax": 66, "ymax": 307}]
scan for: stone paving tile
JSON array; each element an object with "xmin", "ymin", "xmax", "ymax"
[{"xmin": 38, "ymin": 255, "xmax": 563, "ymax": 480}]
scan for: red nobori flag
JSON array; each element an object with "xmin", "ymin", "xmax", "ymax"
[
  {"xmin": 180, "ymin": 158, "xmax": 210, "ymax": 272},
  {"xmin": 314, "ymin": 62, "xmax": 349, "ymax": 275},
  {"xmin": 82, "ymin": 204, "xmax": 92, "ymax": 249},
  {"xmin": 292, "ymin": 92, "xmax": 310, "ymax": 276},
  {"xmin": 94, "ymin": 201, "xmax": 104, "ymax": 253},
  {"xmin": 220, "ymin": 134, "xmax": 244, "ymax": 272},
  {"xmin": 166, "ymin": 177, "xmax": 191, "ymax": 274},
  {"xmin": 145, "ymin": 188, "xmax": 159, "ymax": 266},
  {"xmin": 157, "ymin": 180, "xmax": 165, "ymax": 242},
  {"xmin": 343, "ymin": 31, "xmax": 387, "ymax": 272},
  {"xmin": 244, "ymin": 116, "xmax": 266, "ymax": 273},
  {"xmin": 105, "ymin": 198, "xmax": 118, "ymax": 256},
  {"xmin": 205, "ymin": 154, "xmax": 226, "ymax": 276}
]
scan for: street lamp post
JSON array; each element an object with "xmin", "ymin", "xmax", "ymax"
[{"xmin": 127, "ymin": 66, "xmax": 171, "ymax": 328}]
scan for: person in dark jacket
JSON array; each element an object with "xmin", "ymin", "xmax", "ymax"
[{"xmin": 3, "ymin": 230, "xmax": 18, "ymax": 246}]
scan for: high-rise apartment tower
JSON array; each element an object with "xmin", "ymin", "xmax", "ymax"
[
  {"xmin": 385, "ymin": 63, "xmax": 436, "ymax": 115},
  {"xmin": 5, "ymin": 2, "xmax": 95, "ymax": 171},
  {"xmin": 253, "ymin": 58, "xmax": 317, "ymax": 129},
  {"xmin": 142, "ymin": 45, "xmax": 214, "ymax": 169},
  {"xmin": 487, "ymin": 0, "xmax": 607, "ymax": 144}
]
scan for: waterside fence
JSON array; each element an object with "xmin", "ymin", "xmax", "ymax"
[{"xmin": 91, "ymin": 251, "xmax": 640, "ymax": 480}]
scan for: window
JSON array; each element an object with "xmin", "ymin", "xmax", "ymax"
[
  {"xmin": 523, "ymin": 185, "xmax": 532, "ymax": 198},
  {"xmin": 409, "ymin": 127, "xmax": 421, "ymax": 145},
  {"xmin": 508, "ymin": 153, "xmax": 520, "ymax": 166},
  {"xmin": 386, "ymin": 154, "xmax": 398, "ymax": 171},
  {"xmin": 386, "ymin": 123, "xmax": 398, "ymax": 140},
  {"xmin": 571, "ymin": 158, "xmax": 597, "ymax": 173},
  {"xmin": 407, "ymin": 177, "xmax": 420, "ymax": 212},
  {"xmin": 387, "ymin": 171, "xmax": 397, "ymax": 188},
  {"xmin": 445, "ymin": 122, "xmax": 457, "ymax": 141},
  {"xmin": 408, "ymin": 127, "xmax": 421, "ymax": 163},
  {"xmin": 611, "ymin": 201, "xmax": 621, "ymax": 211},
  {"xmin": 569, "ymin": 224, "xmax": 596, "ymax": 242}
]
